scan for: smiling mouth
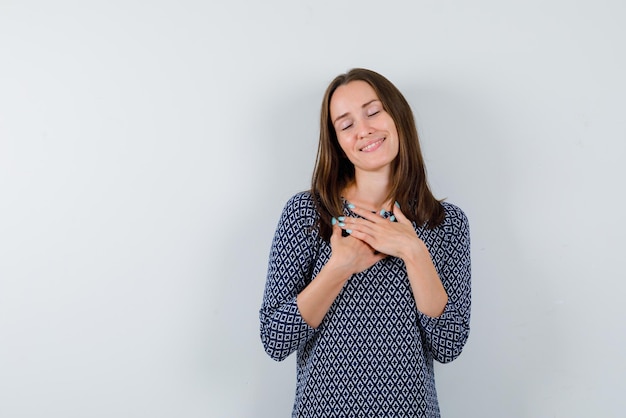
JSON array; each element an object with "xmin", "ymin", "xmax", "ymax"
[{"xmin": 360, "ymin": 138, "xmax": 385, "ymax": 152}]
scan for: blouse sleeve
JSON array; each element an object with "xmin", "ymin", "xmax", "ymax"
[
  {"xmin": 259, "ymin": 193, "xmax": 318, "ymax": 361},
  {"xmin": 417, "ymin": 204, "xmax": 471, "ymax": 363}
]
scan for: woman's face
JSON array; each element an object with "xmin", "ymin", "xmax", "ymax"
[{"xmin": 329, "ymin": 80, "xmax": 399, "ymax": 176}]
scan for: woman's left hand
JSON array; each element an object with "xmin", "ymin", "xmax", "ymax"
[{"xmin": 339, "ymin": 203, "xmax": 422, "ymax": 260}]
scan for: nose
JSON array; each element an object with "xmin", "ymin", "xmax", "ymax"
[{"xmin": 356, "ymin": 118, "xmax": 373, "ymax": 139}]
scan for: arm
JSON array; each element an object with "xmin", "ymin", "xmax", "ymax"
[
  {"xmin": 337, "ymin": 203, "xmax": 449, "ymax": 317},
  {"xmin": 401, "ymin": 238, "xmax": 449, "ymax": 317},
  {"xmin": 415, "ymin": 204, "xmax": 471, "ymax": 363},
  {"xmin": 297, "ymin": 222, "xmax": 385, "ymax": 328},
  {"xmin": 259, "ymin": 194, "xmax": 318, "ymax": 361},
  {"xmin": 260, "ymin": 195, "xmax": 386, "ymax": 361},
  {"xmin": 337, "ymin": 202, "xmax": 471, "ymax": 363}
]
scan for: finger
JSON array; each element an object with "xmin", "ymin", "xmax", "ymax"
[
  {"xmin": 330, "ymin": 217, "xmax": 343, "ymax": 243},
  {"xmin": 339, "ymin": 217, "xmax": 377, "ymax": 238},
  {"xmin": 392, "ymin": 201, "xmax": 410, "ymax": 224},
  {"xmin": 341, "ymin": 225, "xmax": 377, "ymax": 249},
  {"xmin": 378, "ymin": 208, "xmax": 391, "ymax": 220},
  {"xmin": 347, "ymin": 206, "xmax": 380, "ymax": 223},
  {"xmin": 374, "ymin": 205, "xmax": 397, "ymax": 222}
]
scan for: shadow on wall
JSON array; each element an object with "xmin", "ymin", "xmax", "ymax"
[
  {"xmin": 205, "ymin": 81, "xmax": 322, "ymax": 417},
  {"xmin": 404, "ymin": 84, "xmax": 565, "ymax": 416},
  {"xmin": 249, "ymin": 83, "xmax": 324, "ymax": 416}
]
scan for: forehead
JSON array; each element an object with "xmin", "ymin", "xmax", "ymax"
[{"xmin": 329, "ymin": 80, "xmax": 379, "ymax": 118}]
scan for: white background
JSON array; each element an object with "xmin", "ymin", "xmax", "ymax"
[{"xmin": 1, "ymin": 1, "xmax": 625, "ymax": 417}]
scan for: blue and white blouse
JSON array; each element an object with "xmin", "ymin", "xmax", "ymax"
[{"xmin": 260, "ymin": 191, "xmax": 471, "ymax": 417}]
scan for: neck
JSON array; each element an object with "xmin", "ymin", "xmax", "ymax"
[{"xmin": 344, "ymin": 169, "xmax": 392, "ymax": 212}]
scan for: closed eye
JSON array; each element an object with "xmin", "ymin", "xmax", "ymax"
[
  {"xmin": 367, "ymin": 104, "xmax": 382, "ymax": 117},
  {"xmin": 338, "ymin": 120, "xmax": 353, "ymax": 131}
]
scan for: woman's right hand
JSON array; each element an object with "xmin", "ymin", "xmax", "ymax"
[
  {"xmin": 297, "ymin": 219, "xmax": 385, "ymax": 328},
  {"xmin": 327, "ymin": 218, "xmax": 386, "ymax": 275}
]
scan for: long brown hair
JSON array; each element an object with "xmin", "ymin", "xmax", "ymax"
[{"xmin": 311, "ymin": 68, "xmax": 444, "ymax": 241}]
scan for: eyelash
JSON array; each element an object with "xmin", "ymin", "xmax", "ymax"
[{"xmin": 340, "ymin": 110, "xmax": 380, "ymax": 131}]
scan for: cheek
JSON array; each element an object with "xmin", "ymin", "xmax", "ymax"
[
  {"xmin": 388, "ymin": 128, "xmax": 400, "ymax": 156},
  {"xmin": 336, "ymin": 135, "xmax": 352, "ymax": 152},
  {"xmin": 336, "ymin": 138, "xmax": 357, "ymax": 162}
]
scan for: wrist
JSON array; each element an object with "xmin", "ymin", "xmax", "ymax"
[
  {"xmin": 324, "ymin": 256, "xmax": 355, "ymax": 282},
  {"xmin": 399, "ymin": 239, "xmax": 429, "ymax": 264}
]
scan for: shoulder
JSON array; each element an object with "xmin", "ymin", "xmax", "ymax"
[
  {"xmin": 284, "ymin": 190, "xmax": 317, "ymax": 208},
  {"xmin": 440, "ymin": 201, "xmax": 470, "ymax": 235},
  {"xmin": 280, "ymin": 191, "xmax": 320, "ymax": 227},
  {"xmin": 436, "ymin": 201, "xmax": 470, "ymax": 253},
  {"xmin": 283, "ymin": 191, "xmax": 318, "ymax": 214},
  {"xmin": 441, "ymin": 201, "xmax": 468, "ymax": 224}
]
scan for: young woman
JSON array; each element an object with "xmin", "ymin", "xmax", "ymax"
[{"xmin": 260, "ymin": 68, "xmax": 471, "ymax": 417}]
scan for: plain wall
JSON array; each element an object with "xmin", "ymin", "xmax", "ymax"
[{"xmin": 1, "ymin": 1, "xmax": 625, "ymax": 417}]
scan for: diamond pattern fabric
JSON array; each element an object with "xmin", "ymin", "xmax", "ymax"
[{"xmin": 260, "ymin": 192, "xmax": 471, "ymax": 417}]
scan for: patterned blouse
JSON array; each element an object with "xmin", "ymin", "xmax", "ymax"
[{"xmin": 259, "ymin": 191, "xmax": 471, "ymax": 417}]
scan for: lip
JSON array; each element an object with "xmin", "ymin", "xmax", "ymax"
[{"xmin": 359, "ymin": 137, "xmax": 385, "ymax": 152}]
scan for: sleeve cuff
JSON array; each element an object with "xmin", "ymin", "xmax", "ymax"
[{"xmin": 417, "ymin": 298, "xmax": 456, "ymax": 332}]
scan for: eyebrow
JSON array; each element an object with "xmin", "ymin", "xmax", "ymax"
[{"xmin": 332, "ymin": 99, "xmax": 380, "ymax": 125}]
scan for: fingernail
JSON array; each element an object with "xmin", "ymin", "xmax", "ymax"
[
  {"xmin": 394, "ymin": 201, "xmax": 400, "ymax": 208},
  {"xmin": 347, "ymin": 203, "xmax": 355, "ymax": 209},
  {"xmin": 337, "ymin": 216, "xmax": 345, "ymax": 221},
  {"xmin": 338, "ymin": 222, "xmax": 346, "ymax": 227},
  {"xmin": 346, "ymin": 229, "xmax": 352, "ymax": 234},
  {"xmin": 390, "ymin": 215, "xmax": 396, "ymax": 222},
  {"xmin": 379, "ymin": 209, "xmax": 386, "ymax": 216},
  {"xmin": 331, "ymin": 217, "xmax": 337, "ymax": 225}
]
